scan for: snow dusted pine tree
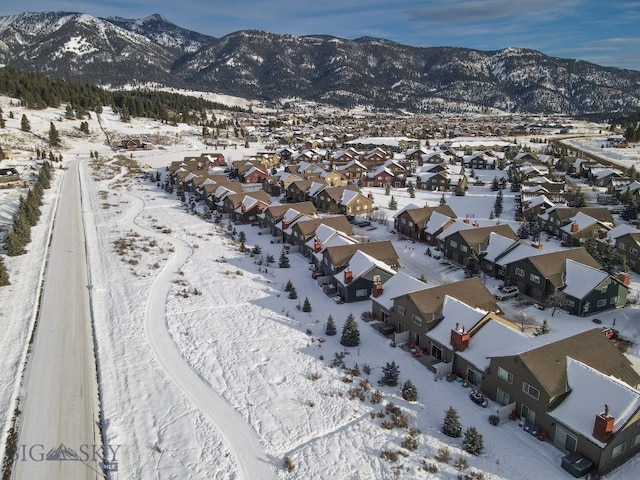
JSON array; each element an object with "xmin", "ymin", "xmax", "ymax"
[
  {"xmin": 325, "ymin": 315, "xmax": 337, "ymax": 336},
  {"xmin": 340, "ymin": 313, "xmax": 360, "ymax": 347},
  {"xmin": 380, "ymin": 361, "xmax": 400, "ymax": 387},
  {"xmin": 443, "ymin": 406, "xmax": 462, "ymax": 438},
  {"xmin": 463, "ymin": 426, "xmax": 484, "ymax": 455},
  {"xmin": 401, "ymin": 379, "xmax": 418, "ymax": 401}
]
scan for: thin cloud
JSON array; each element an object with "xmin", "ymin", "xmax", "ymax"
[{"xmin": 410, "ymin": 0, "xmax": 581, "ymax": 23}]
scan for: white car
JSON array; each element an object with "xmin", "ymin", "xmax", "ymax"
[{"xmin": 495, "ymin": 285, "xmax": 519, "ymax": 300}]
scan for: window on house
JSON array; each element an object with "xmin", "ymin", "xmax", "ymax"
[
  {"xmin": 529, "ymin": 274, "xmax": 541, "ymax": 283},
  {"xmin": 408, "ymin": 221, "xmax": 413, "ymax": 227},
  {"xmin": 431, "ymin": 344, "xmax": 443, "ymax": 360},
  {"xmin": 596, "ymin": 299, "xmax": 607, "ymax": 307},
  {"xmin": 555, "ymin": 425, "xmax": 578, "ymax": 452},
  {"xmin": 450, "ymin": 240, "xmax": 458, "ymax": 248},
  {"xmin": 631, "ymin": 247, "xmax": 638, "ymax": 255},
  {"xmin": 619, "ymin": 243, "xmax": 626, "ymax": 251},
  {"xmin": 521, "ymin": 404, "xmax": 535, "ymax": 425},
  {"xmin": 412, "ymin": 314, "xmax": 422, "ymax": 326},
  {"xmin": 460, "ymin": 245, "xmax": 468, "ymax": 253},
  {"xmin": 496, "ymin": 388, "xmax": 510, "ymax": 406},
  {"xmin": 610, "ymin": 296, "xmax": 619, "ymax": 305},
  {"xmin": 612, "ymin": 442, "xmax": 626, "ymax": 458},
  {"xmin": 397, "ymin": 305, "xmax": 406, "ymax": 315},
  {"xmin": 522, "ymin": 382, "xmax": 540, "ymax": 401},
  {"xmin": 515, "ymin": 267, "xmax": 525, "ymax": 277},
  {"xmin": 355, "ymin": 289, "xmax": 368, "ymax": 297},
  {"xmin": 401, "ymin": 218, "xmax": 406, "ymax": 224},
  {"xmin": 630, "ymin": 259, "xmax": 637, "ymax": 267},
  {"xmin": 566, "ymin": 299, "xmax": 575, "ymax": 307},
  {"xmin": 631, "ymin": 433, "xmax": 640, "ymax": 448},
  {"xmin": 498, "ymin": 367, "xmax": 513, "ymax": 383}
]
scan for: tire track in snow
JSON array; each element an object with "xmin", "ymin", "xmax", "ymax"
[{"xmin": 121, "ymin": 190, "xmax": 275, "ymax": 479}]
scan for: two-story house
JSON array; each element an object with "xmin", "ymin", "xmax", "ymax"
[
  {"xmin": 439, "ymin": 224, "xmax": 518, "ymax": 266},
  {"xmin": 393, "ymin": 204, "xmax": 456, "ymax": 242},
  {"xmin": 484, "ymin": 329, "xmax": 640, "ymax": 474}
]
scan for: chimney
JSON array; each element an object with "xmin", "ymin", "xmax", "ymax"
[
  {"xmin": 344, "ymin": 269, "xmax": 353, "ymax": 284},
  {"xmin": 539, "ymin": 206, "xmax": 546, "ymax": 214},
  {"xmin": 473, "ymin": 221, "xmax": 480, "ymax": 227},
  {"xmin": 450, "ymin": 326, "xmax": 470, "ymax": 352},
  {"xmin": 523, "ymin": 202, "xmax": 530, "ymax": 210},
  {"xmin": 314, "ymin": 237, "xmax": 322, "ymax": 253},
  {"xmin": 241, "ymin": 204, "xmax": 247, "ymax": 213},
  {"xmin": 593, "ymin": 405, "xmax": 615, "ymax": 443},
  {"xmin": 618, "ymin": 271, "xmax": 630, "ymax": 287},
  {"xmin": 598, "ymin": 229, "xmax": 608, "ymax": 239},
  {"xmin": 463, "ymin": 217, "xmax": 470, "ymax": 224},
  {"xmin": 571, "ymin": 222, "xmax": 579, "ymax": 233},
  {"xmin": 372, "ymin": 282, "xmax": 384, "ymax": 297},
  {"xmin": 282, "ymin": 220, "xmax": 290, "ymax": 230},
  {"xmin": 367, "ymin": 191, "xmax": 374, "ymax": 200}
]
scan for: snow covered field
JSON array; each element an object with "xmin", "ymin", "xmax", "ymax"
[{"xmin": 1, "ymin": 99, "xmax": 640, "ymax": 479}]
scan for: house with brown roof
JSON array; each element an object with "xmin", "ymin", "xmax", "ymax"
[
  {"xmin": 439, "ymin": 224, "xmax": 519, "ymax": 266},
  {"xmin": 484, "ymin": 329, "xmax": 640, "ymax": 474},
  {"xmin": 320, "ymin": 241, "xmax": 400, "ymax": 276},
  {"xmin": 260, "ymin": 202, "xmax": 317, "ymax": 234},
  {"xmin": 312, "ymin": 185, "xmax": 373, "ymax": 215},
  {"xmin": 388, "ymin": 277, "xmax": 498, "ymax": 347},
  {"xmin": 538, "ymin": 207, "xmax": 615, "ymax": 239},
  {"xmin": 503, "ymin": 247, "xmax": 601, "ymax": 302},
  {"xmin": 288, "ymin": 216, "xmax": 354, "ymax": 251},
  {"xmin": 220, "ymin": 191, "xmax": 271, "ymax": 221},
  {"xmin": 393, "ymin": 204, "xmax": 456, "ymax": 242},
  {"xmin": 332, "ymin": 250, "xmax": 397, "ymax": 303}
]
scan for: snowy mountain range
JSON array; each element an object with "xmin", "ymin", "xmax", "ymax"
[{"xmin": 1, "ymin": 11, "xmax": 640, "ymax": 114}]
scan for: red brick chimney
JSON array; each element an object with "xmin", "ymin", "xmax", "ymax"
[
  {"xmin": 314, "ymin": 237, "xmax": 322, "ymax": 253},
  {"xmin": 618, "ymin": 272, "xmax": 630, "ymax": 286},
  {"xmin": 372, "ymin": 282, "xmax": 384, "ymax": 297},
  {"xmin": 539, "ymin": 206, "xmax": 546, "ymax": 214},
  {"xmin": 282, "ymin": 220, "xmax": 290, "ymax": 230},
  {"xmin": 450, "ymin": 325, "xmax": 470, "ymax": 352},
  {"xmin": 571, "ymin": 222, "xmax": 579, "ymax": 233},
  {"xmin": 598, "ymin": 229, "xmax": 608, "ymax": 239},
  {"xmin": 344, "ymin": 269, "xmax": 353, "ymax": 284},
  {"xmin": 593, "ymin": 405, "xmax": 615, "ymax": 443},
  {"xmin": 241, "ymin": 203, "xmax": 247, "ymax": 212}
]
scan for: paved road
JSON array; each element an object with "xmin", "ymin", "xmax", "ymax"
[{"xmin": 13, "ymin": 160, "xmax": 101, "ymax": 480}]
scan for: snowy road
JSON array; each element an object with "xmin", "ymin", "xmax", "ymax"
[
  {"xmin": 13, "ymin": 160, "xmax": 101, "ymax": 480},
  {"xmin": 122, "ymin": 193, "xmax": 275, "ymax": 479}
]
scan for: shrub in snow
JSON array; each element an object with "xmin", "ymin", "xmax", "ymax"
[
  {"xmin": 401, "ymin": 379, "xmax": 418, "ymax": 402},
  {"xmin": 284, "ymin": 279, "xmax": 293, "ymax": 292},
  {"xmin": 283, "ymin": 456, "xmax": 295, "ymax": 472},
  {"xmin": 288, "ymin": 287, "xmax": 297, "ymax": 299},
  {"xmin": 302, "ymin": 297, "xmax": 311, "ymax": 312},
  {"xmin": 435, "ymin": 446, "xmax": 451, "ymax": 463},
  {"xmin": 278, "ymin": 249, "xmax": 290, "ymax": 268}
]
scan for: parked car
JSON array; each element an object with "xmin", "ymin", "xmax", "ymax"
[
  {"xmin": 495, "ymin": 285, "xmax": 519, "ymax": 300},
  {"xmin": 561, "ymin": 452, "xmax": 593, "ymax": 478},
  {"xmin": 469, "ymin": 388, "xmax": 488, "ymax": 407}
]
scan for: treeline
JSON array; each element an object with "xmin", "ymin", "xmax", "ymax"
[
  {"xmin": 0, "ymin": 67, "xmax": 246, "ymax": 123},
  {"xmin": 3, "ymin": 161, "xmax": 53, "ymax": 260}
]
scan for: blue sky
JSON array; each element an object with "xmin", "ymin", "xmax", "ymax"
[{"xmin": 2, "ymin": 1, "xmax": 639, "ymax": 71}]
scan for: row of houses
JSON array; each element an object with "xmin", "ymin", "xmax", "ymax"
[{"xmin": 204, "ymin": 174, "xmax": 640, "ymax": 475}]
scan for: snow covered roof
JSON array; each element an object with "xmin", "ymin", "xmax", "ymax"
[
  {"xmin": 426, "ymin": 296, "xmax": 487, "ymax": 348},
  {"xmin": 341, "ymin": 188, "xmax": 361, "ymax": 205},
  {"xmin": 424, "ymin": 211, "xmax": 455, "ymax": 235},
  {"xmin": 457, "ymin": 317, "xmax": 529, "ymax": 371},
  {"xmin": 334, "ymin": 250, "xmax": 395, "ymax": 286},
  {"xmin": 561, "ymin": 211, "xmax": 600, "ymax": 234},
  {"xmin": 482, "ymin": 232, "xmax": 519, "ymax": 263},
  {"xmin": 562, "ymin": 259, "xmax": 610, "ymax": 299},
  {"xmin": 598, "ymin": 224, "xmax": 640, "ymax": 244},
  {"xmin": 494, "ymin": 242, "xmax": 546, "ymax": 267},
  {"xmin": 311, "ymin": 232, "xmax": 356, "ymax": 261},
  {"xmin": 370, "ymin": 271, "xmax": 426, "ymax": 310},
  {"xmin": 548, "ymin": 357, "xmax": 640, "ymax": 448}
]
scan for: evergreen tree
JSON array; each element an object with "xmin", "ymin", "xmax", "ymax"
[
  {"xmin": 325, "ymin": 315, "xmax": 337, "ymax": 336},
  {"xmin": 238, "ymin": 231, "xmax": 246, "ymax": 243},
  {"xmin": 3, "ymin": 230, "xmax": 23, "ymax": 256},
  {"xmin": 462, "ymin": 427, "xmax": 484, "ymax": 455},
  {"xmin": 288, "ymin": 286, "xmax": 298, "ymax": 299},
  {"xmin": 302, "ymin": 297, "xmax": 311, "ymax": 312},
  {"xmin": 464, "ymin": 250, "xmax": 480, "ymax": 278},
  {"xmin": 401, "ymin": 379, "xmax": 418, "ymax": 402},
  {"xmin": 48, "ymin": 122, "xmax": 60, "ymax": 146},
  {"xmin": 491, "ymin": 176, "xmax": 500, "ymax": 191},
  {"xmin": 284, "ymin": 279, "xmax": 293, "ymax": 292},
  {"xmin": 340, "ymin": 313, "xmax": 360, "ymax": 347},
  {"xmin": 443, "ymin": 406, "xmax": 462, "ymax": 438},
  {"xmin": 278, "ymin": 248, "xmax": 290, "ymax": 268},
  {"xmin": 380, "ymin": 361, "xmax": 400, "ymax": 387},
  {"xmin": 517, "ymin": 223, "xmax": 529, "ymax": 239},
  {"xmin": 388, "ymin": 196, "xmax": 398, "ymax": 210},
  {"xmin": 440, "ymin": 194, "xmax": 447, "ymax": 206},
  {"xmin": 384, "ymin": 184, "xmax": 391, "ymax": 196},
  {"xmin": 0, "ymin": 255, "xmax": 10, "ymax": 286},
  {"xmin": 493, "ymin": 189, "xmax": 503, "ymax": 217},
  {"xmin": 621, "ymin": 202, "xmax": 638, "ymax": 222},
  {"xmin": 20, "ymin": 114, "xmax": 30, "ymax": 132},
  {"xmin": 0, "ymin": 112, "xmax": 5, "ymax": 128},
  {"xmin": 406, "ymin": 181, "xmax": 415, "ymax": 198},
  {"xmin": 534, "ymin": 319, "xmax": 550, "ymax": 336},
  {"xmin": 251, "ymin": 244, "xmax": 261, "ymax": 255},
  {"xmin": 266, "ymin": 254, "xmax": 275, "ymax": 264}
]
